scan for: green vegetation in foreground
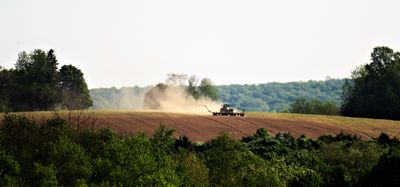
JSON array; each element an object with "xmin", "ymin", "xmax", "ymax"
[{"xmin": 1, "ymin": 114, "xmax": 400, "ymax": 186}]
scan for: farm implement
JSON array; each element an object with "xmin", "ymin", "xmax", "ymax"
[{"xmin": 202, "ymin": 104, "xmax": 245, "ymax": 117}]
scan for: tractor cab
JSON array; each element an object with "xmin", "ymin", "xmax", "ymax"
[{"xmin": 220, "ymin": 104, "xmax": 234, "ymax": 113}]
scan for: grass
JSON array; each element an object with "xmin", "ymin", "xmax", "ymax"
[{"xmin": 248, "ymin": 112, "xmax": 400, "ymax": 137}]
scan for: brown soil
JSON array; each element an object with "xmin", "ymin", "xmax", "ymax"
[
  {"xmin": 89, "ymin": 112, "xmax": 400, "ymax": 141},
  {"xmin": 3, "ymin": 111, "xmax": 400, "ymax": 141}
]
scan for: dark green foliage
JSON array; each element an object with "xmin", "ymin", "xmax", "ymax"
[
  {"xmin": 187, "ymin": 75, "xmax": 201, "ymax": 99},
  {"xmin": 317, "ymin": 141, "xmax": 383, "ymax": 186},
  {"xmin": 175, "ymin": 135, "xmax": 192, "ymax": 150},
  {"xmin": 0, "ymin": 150, "xmax": 20, "ymax": 186},
  {"xmin": 32, "ymin": 163, "xmax": 58, "ymax": 187},
  {"xmin": 176, "ymin": 152, "xmax": 210, "ymax": 186},
  {"xmin": 0, "ymin": 115, "xmax": 38, "ymax": 180},
  {"xmin": 0, "ymin": 115, "xmax": 397, "ymax": 186},
  {"xmin": 377, "ymin": 132, "xmax": 391, "ymax": 146},
  {"xmin": 151, "ymin": 123, "xmax": 176, "ymax": 154},
  {"xmin": 318, "ymin": 132, "xmax": 361, "ymax": 144},
  {"xmin": 44, "ymin": 137, "xmax": 92, "ymax": 185},
  {"xmin": 204, "ymin": 133, "xmax": 245, "ymax": 186},
  {"xmin": 362, "ymin": 147, "xmax": 400, "ymax": 186},
  {"xmin": 0, "ymin": 49, "xmax": 92, "ymax": 112},
  {"xmin": 342, "ymin": 46, "xmax": 400, "ymax": 119},
  {"xmin": 12, "ymin": 49, "xmax": 60, "ymax": 111},
  {"xmin": 376, "ymin": 132, "xmax": 400, "ymax": 147},
  {"xmin": 243, "ymin": 129, "xmax": 299, "ymax": 160},
  {"xmin": 39, "ymin": 117, "xmax": 71, "ymax": 144},
  {"xmin": 289, "ymin": 97, "xmax": 340, "ymax": 115},
  {"xmin": 198, "ymin": 78, "xmax": 219, "ymax": 100},
  {"xmin": 59, "ymin": 64, "xmax": 93, "ymax": 109},
  {"xmin": 0, "ymin": 67, "xmax": 13, "ymax": 112},
  {"xmin": 204, "ymin": 133, "xmax": 280, "ymax": 186}
]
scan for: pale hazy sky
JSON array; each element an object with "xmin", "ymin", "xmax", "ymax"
[{"xmin": 1, "ymin": 0, "xmax": 400, "ymax": 88}]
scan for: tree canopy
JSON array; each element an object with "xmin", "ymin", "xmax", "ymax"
[
  {"xmin": 341, "ymin": 46, "xmax": 400, "ymax": 119},
  {"xmin": 0, "ymin": 49, "xmax": 92, "ymax": 112},
  {"xmin": 289, "ymin": 97, "xmax": 340, "ymax": 115}
]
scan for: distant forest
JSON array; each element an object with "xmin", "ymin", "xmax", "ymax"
[
  {"xmin": 90, "ymin": 79, "xmax": 345, "ymax": 112},
  {"xmin": 219, "ymin": 79, "xmax": 345, "ymax": 112}
]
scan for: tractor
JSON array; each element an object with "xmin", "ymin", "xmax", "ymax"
[{"xmin": 202, "ymin": 104, "xmax": 245, "ymax": 116}]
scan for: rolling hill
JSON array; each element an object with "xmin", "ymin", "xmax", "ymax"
[{"xmin": 2, "ymin": 110, "xmax": 399, "ymax": 141}]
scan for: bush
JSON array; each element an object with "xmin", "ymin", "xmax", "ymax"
[
  {"xmin": 362, "ymin": 147, "xmax": 400, "ymax": 186},
  {"xmin": 289, "ymin": 97, "xmax": 340, "ymax": 115},
  {"xmin": 45, "ymin": 136, "xmax": 92, "ymax": 186}
]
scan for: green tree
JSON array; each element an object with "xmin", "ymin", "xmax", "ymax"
[
  {"xmin": 289, "ymin": 97, "xmax": 340, "ymax": 115},
  {"xmin": 32, "ymin": 163, "xmax": 58, "ymax": 187},
  {"xmin": 13, "ymin": 49, "xmax": 60, "ymax": 111},
  {"xmin": 0, "ymin": 115, "xmax": 38, "ymax": 180},
  {"xmin": 187, "ymin": 75, "xmax": 200, "ymax": 99},
  {"xmin": 151, "ymin": 124, "xmax": 176, "ymax": 154},
  {"xmin": 0, "ymin": 49, "xmax": 92, "ymax": 112},
  {"xmin": 0, "ymin": 150, "xmax": 20, "ymax": 186},
  {"xmin": 199, "ymin": 78, "xmax": 219, "ymax": 100},
  {"xmin": 176, "ymin": 152, "xmax": 210, "ymax": 186},
  {"xmin": 318, "ymin": 141, "xmax": 383, "ymax": 186},
  {"xmin": 45, "ymin": 136, "xmax": 92, "ymax": 186},
  {"xmin": 0, "ymin": 67, "xmax": 13, "ymax": 112},
  {"xmin": 362, "ymin": 147, "xmax": 400, "ymax": 186},
  {"xmin": 341, "ymin": 46, "xmax": 400, "ymax": 119},
  {"xmin": 204, "ymin": 133, "xmax": 281, "ymax": 186},
  {"xmin": 59, "ymin": 64, "xmax": 93, "ymax": 109}
]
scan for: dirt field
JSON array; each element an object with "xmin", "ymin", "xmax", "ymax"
[{"xmin": 2, "ymin": 110, "xmax": 400, "ymax": 141}]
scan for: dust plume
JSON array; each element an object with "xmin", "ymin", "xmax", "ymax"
[
  {"xmin": 143, "ymin": 86, "xmax": 222, "ymax": 115},
  {"xmin": 90, "ymin": 86, "xmax": 151, "ymax": 109}
]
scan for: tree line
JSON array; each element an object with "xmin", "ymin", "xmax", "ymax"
[
  {"xmin": 1, "ymin": 115, "xmax": 399, "ymax": 186},
  {"xmin": 220, "ymin": 46, "xmax": 400, "ymax": 120},
  {"xmin": 0, "ymin": 49, "xmax": 92, "ymax": 112},
  {"xmin": 218, "ymin": 79, "xmax": 344, "ymax": 112},
  {"xmin": 287, "ymin": 97, "xmax": 340, "ymax": 115},
  {"xmin": 3, "ymin": 46, "xmax": 400, "ymax": 121},
  {"xmin": 89, "ymin": 79, "xmax": 344, "ymax": 112}
]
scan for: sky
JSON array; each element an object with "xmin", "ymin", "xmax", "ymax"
[{"xmin": 1, "ymin": 0, "xmax": 400, "ymax": 88}]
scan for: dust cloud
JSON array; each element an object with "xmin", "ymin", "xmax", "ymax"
[
  {"xmin": 90, "ymin": 86, "xmax": 152, "ymax": 110},
  {"xmin": 144, "ymin": 86, "xmax": 222, "ymax": 115}
]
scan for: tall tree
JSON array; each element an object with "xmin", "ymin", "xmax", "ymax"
[
  {"xmin": 0, "ymin": 49, "xmax": 92, "ymax": 112},
  {"xmin": 0, "ymin": 67, "xmax": 12, "ymax": 111},
  {"xmin": 59, "ymin": 65, "xmax": 93, "ymax": 109},
  {"xmin": 199, "ymin": 78, "xmax": 219, "ymax": 100},
  {"xmin": 341, "ymin": 46, "xmax": 400, "ymax": 119},
  {"xmin": 187, "ymin": 75, "xmax": 200, "ymax": 99},
  {"xmin": 13, "ymin": 49, "xmax": 60, "ymax": 111}
]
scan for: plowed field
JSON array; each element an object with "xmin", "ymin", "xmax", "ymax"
[{"xmin": 5, "ymin": 110, "xmax": 399, "ymax": 141}]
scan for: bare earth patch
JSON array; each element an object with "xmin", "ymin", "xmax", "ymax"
[{"xmin": 2, "ymin": 111, "xmax": 400, "ymax": 141}]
